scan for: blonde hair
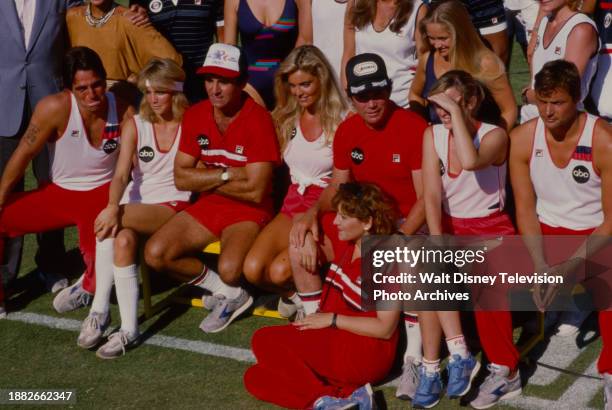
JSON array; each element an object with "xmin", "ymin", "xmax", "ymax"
[
  {"xmin": 419, "ymin": 0, "xmax": 505, "ymax": 86},
  {"xmin": 272, "ymin": 46, "xmax": 348, "ymax": 152},
  {"xmin": 137, "ymin": 58, "xmax": 189, "ymax": 123},
  {"xmin": 350, "ymin": 0, "xmax": 414, "ymax": 33}
]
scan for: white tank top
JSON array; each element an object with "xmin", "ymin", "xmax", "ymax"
[
  {"xmin": 530, "ymin": 113, "xmax": 603, "ymax": 230},
  {"xmin": 283, "ymin": 121, "xmax": 333, "ymax": 195},
  {"xmin": 312, "ymin": 0, "xmax": 347, "ymax": 82},
  {"xmin": 49, "ymin": 92, "xmax": 120, "ymax": 191},
  {"xmin": 120, "ymin": 115, "xmax": 191, "ymax": 205},
  {"xmin": 355, "ymin": 0, "xmax": 424, "ymax": 108},
  {"xmin": 433, "ymin": 122, "xmax": 507, "ymax": 218},
  {"xmin": 522, "ymin": 13, "xmax": 599, "ymax": 122}
]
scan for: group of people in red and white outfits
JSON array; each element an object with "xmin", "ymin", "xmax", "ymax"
[{"xmin": 0, "ymin": 0, "xmax": 611, "ymax": 408}]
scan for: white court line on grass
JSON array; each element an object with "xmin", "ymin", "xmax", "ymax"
[
  {"xmin": 6, "ymin": 312, "xmax": 256, "ymax": 363},
  {"xmin": 5, "ymin": 312, "xmax": 603, "ymax": 410}
]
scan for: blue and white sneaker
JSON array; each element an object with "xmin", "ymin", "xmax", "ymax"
[
  {"xmin": 470, "ymin": 364, "xmax": 521, "ymax": 409},
  {"xmin": 312, "ymin": 395, "xmax": 356, "ymax": 410},
  {"xmin": 446, "ymin": 354, "xmax": 481, "ymax": 398},
  {"xmin": 349, "ymin": 383, "xmax": 375, "ymax": 410},
  {"xmin": 199, "ymin": 288, "xmax": 253, "ymax": 333},
  {"xmin": 413, "ymin": 367, "xmax": 443, "ymax": 409}
]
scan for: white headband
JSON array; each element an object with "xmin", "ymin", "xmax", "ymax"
[{"xmin": 145, "ymin": 79, "xmax": 184, "ymax": 92}]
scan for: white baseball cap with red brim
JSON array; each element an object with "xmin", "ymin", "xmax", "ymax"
[{"xmin": 197, "ymin": 43, "xmax": 244, "ymax": 78}]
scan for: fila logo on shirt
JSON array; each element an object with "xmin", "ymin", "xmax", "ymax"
[
  {"xmin": 351, "ymin": 147, "xmax": 365, "ymax": 164},
  {"xmin": 103, "ymin": 139, "xmax": 118, "ymax": 154},
  {"xmin": 572, "ymin": 165, "xmax": 590, "ymax": 184},
  {"xmin": 554, "ymin": 46, "xmax": 562, "ymax": 55},
  {"xmin": 197, "ymin": 134, "xmax": 210, "ymax": 149},
  {"xmin": 392, "ymin": 154, "xmax": 400, "ymax": 163},
  {"xmin": 290, "ymin": 127, "xmax": 297, "ymax": 140},
  {"xmin": 235, "ymin": 145, "xmax": 244, "ymax": 154},
  {"xmin": 535, "ymin": 149, "xmax": 543, "ymax": 157},
  {"xmin": 139, "ymin": 146, "xmax": 155, "ymax": 163},
  {"xmin": 70, "ymin": 130, "xmax": 80, "ymax": 138},
  {"xmin": 439, "ymin": 159, "xmax": 446, "ymax": 176}
]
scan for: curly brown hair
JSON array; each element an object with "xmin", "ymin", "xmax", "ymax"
[{"xmin": 332, "ymin": 182, "xmax": 397, "ymax": 235}]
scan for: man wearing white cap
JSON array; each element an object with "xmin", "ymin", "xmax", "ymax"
[{"xmin": 145, "ymin": 43, "xmax": 281, "ymax": 333}]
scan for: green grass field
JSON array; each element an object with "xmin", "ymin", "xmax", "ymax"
[{"xmin": 0, "ymin": 44, "xmax": 606, "ymax": 410}]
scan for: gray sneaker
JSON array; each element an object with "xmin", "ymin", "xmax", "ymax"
[
  {"xmin": 604, "ymin": 373, "xmax": 611, "ymax": 410},
  {"xmin": 470, "ymin": 364, "xmax": 521, "ymax": 409},
  {"xmin": 277, "ymin": 296, "xmax": 298, "ymax": 318},
  {"xmin": 199, "ymin": 289, "xmax": 253, "ymax": 333},
  {"xmin": 53, "ymin": 277, "xmax": 92, "ymax": 313},
  {"xmin": 396, "ymin": 357, "xmax": 420, "ymax": 400},
  {"xmin": 37, "ymin": 270, "xmax": 69, "ymax": 294},
  {"xmin": 96, "ymin": 330, "xmax": 138, "ymax": 360},
  {"xmin": 77, "ymin": 311, "xmax": 110, "ymax": 349},
  {"xmin": 202, "ymin": 294, "xmax": 221, "ymax": 311},
  {"xmin": 0, "ymin": 303, "xmax": 6, "ymax": 319}
]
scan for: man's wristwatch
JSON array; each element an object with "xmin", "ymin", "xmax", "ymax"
[{"xmin": 220, "ymin": 168, "xmax": 230, "ymax": 183}]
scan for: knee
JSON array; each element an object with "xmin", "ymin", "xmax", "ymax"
[
  {"xmin": 114, "ymin": 230, "xmax": 137, "ymax": 254},
  {"xmin": 269, "ymin": 259, "xmax": 292, "ymax": 288},
  {"xmin": 243, "ymin": 255, "xmax": 265, "ymax": 286},
  {"xmin": 218, "ymin": 256, "xmax": 243, "ymax": 286},
  {"xmin": 144, "ymin": 237, "xmax": 168, "ymax": 271}
]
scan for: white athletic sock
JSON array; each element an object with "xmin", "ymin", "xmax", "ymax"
[
  {"xmin": 91, "ymin": 238, "xmax": 114, "ymax": 314},
  {"xmin": 446, "ymin": 334, "xmax": 469, "ymax": 360},
  {"xmin": 114, "ymin": 264, "xmax": 139, "ymax": 338},
  {"xmin": 423, "ymin": 358, "xmax": 441, "ymax": 374},
  {"xmin": 403, "ymin": 313, "xmax": 422, "ymax": 364},
  {"xmin": 288, "ymin": 292, "xmax": 303, "ymax": 307},
  {"xmin": 298, "ymin": 290, "xmax": 322, "ymax": 315},
  {"xmin": 191, "ymin": 266, "xmax": 241, "ymax": 300}
]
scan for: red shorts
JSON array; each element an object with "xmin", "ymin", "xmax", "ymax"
[
  {"xmin": 185, "ymin": 197, "xmax": 272, "ymax": 237},
  {"xmin": 442, "ymin": 211, "xmax": 516, "ymax": 235},
  {"xmin": 280, "ymin": 184, "xmax": 324, "ymax": 218},
  {"xmin": 159, "ymin": 200, "xmax": 190, "ymax": 212}
]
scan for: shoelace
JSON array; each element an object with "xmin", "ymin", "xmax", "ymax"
[
  {"xmin": 71, "ymin": 290, "xmax": 91, "ymax": 310},
  {"xmin": 85, "ymin": 314, "xmax": 102, "ymax": 330},
  {"xmin": 107, "ymin": 332, "xmax": 130, "ymax": 356},
  {"xmin": 401, "ymin": 363, "xmax": 419, "ymax": 383},
  {"xmin": 481, "ymin": 364, "xmax": 505, "ymax": 389}
]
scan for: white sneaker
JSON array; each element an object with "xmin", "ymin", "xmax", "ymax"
[
  {"xmin": 396, "ymin": 357, "xmax": 420, "ymax": 400},
  {"xmin": 77, "ymin": 311, "xmax": 110, "ymax": 349},
  {"xmin": 53, "ymin": 276, "xmax": 92, "ymax": 313},
  {"xmin": 96, "ymin": 330, "xmax": 138, "ymax": 359},
  {"xmin": 277, "ymin": 296, "xmax": 298, "ymax": 318},
  {"xmin": 199, "ymin": 289, "xmax": 253, "ymax": 333},
  {"xmin": 555, "ymin": 310, "xmax": 590, "ymax": 337},
  {"xmin": 0, "ymin": 303, "xmax": 6, "ymax": 319}
]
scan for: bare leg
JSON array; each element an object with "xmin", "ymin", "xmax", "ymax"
[
  {"xmin": 482, "ymin": 30, "xmax": 510, "ymax": 66},
  {"xmin": 218, "ymin": 221, "xmax": 261, "ymax": 286},
  {"xmin": 419, "ymin": 311, "xmax": 443, "ymax": 361},
  {"xmin": 144, "ymin": 212, "xmax": 216, "ymax": 281},
  {"xmin": 243, "ymin": 213, "xmax": 292, "ymax": 291}
]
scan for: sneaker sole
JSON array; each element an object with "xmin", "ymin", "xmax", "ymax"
[
  {"xmin": 203, "ymin": 296, "xmax": 254, "ymax": 334},
  {"xmin": 412, "ymin": 397, "xmax": 441, "ymax": 409},
  {"xmin": 470, "ymin": 387, "xmax": 522, "ymax": 409},
  {"xmin": 448, "ymin": 360, "xmax": 481, "ymax": 398}
]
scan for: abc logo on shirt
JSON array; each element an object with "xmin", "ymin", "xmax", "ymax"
[
  {"xmin": 139, "ymin": 146, "xmax": 155, "ymax": 163},
  {"xmin": 572, "ymin": 165, "xmax": 590, "ymax": 184},
  {"xmin": 351, "ymin": 147, "xmax": 365, "ymax": 165},
  {"xmin": 103, "ymin": 139, "xmax": 118, "ymax": 154},
  {"xmin": 197, "ymin": 134, "xmax": 210, "ymax": 149}
]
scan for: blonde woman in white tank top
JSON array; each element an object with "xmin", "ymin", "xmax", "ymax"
[
  {"xmin": 243, "ymin": 46, "xmax": 348, "ymax": 317},
  {"xmin": 78, "ymin": 59, "xmax": 191, "ymax": 359}
]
